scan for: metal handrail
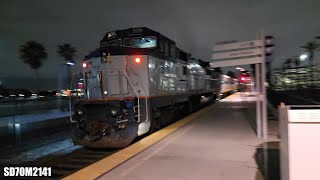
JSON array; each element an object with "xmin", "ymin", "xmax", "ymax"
[
  {"xmin": 125, "ymin": 61, "xmax": 149, "ymax": 123},
  {"xmin": 123, "ymin": 70, "xmax": 141, "ymax": 123}
]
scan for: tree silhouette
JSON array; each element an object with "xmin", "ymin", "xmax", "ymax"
[
  {"xmin": 57, "ymin": 43, "xmax": 77, "ymax": 89},
  {"xmin": 19, "ymin": 41, "xmax": 47, "ymax": 90},
  {"xmin": 300, "ymin": 41, "xmax": 319, "ymax": 67},
  {"xmin": 57, "ymin": 43, "xmax": 76, "ymax": 62},
  {"xmin": 300, "ymin": 41, "xmax": 320, "ymax": 88}
]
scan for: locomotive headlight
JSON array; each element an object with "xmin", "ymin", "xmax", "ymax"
[
  {"xmin": 77, "ymin": 110, "xmax": 84, "ymax": 115},
  {"xmin": 110, "ymin": 109, "xmax": 117, "ymax": 116}
]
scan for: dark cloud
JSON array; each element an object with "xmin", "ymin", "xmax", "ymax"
[{"xmin": 1, "ymin": 0, "xmax": 320, "ymax": 78}]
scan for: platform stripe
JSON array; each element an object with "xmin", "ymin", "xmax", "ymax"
[{"xmin": 62, "ymin": 105, "xmax": 212, "ymax": 180}]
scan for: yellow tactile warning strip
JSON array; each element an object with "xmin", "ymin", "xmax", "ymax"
[{"xmin": 62, "ymin": 105, "xmax": 212, "ymax": 180}]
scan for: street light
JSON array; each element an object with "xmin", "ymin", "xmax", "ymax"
[
  {"xmin": 299, "ymin": 54, "xmax": 308, "ymax": 61},
  {"xmin": 66, "ymin": 60, "xmax": 75, "ymax": 66}
]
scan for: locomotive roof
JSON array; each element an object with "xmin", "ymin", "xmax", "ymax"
[
  {"xmin": 83, "ymin": 27, "xmax": 191, "ymax": 61},
  {"xmin": 100, "ymin": 27, "xmax": 175, "ymax": 45}
]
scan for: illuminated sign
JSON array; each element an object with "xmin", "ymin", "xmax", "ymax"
[
  {"xmin": 212, "ymin": 48, "xmax": 261, "ymax": 59},
  {"xmin": 288, "ymin": 109, "xmax": 320, "ymax": 123},
  {"xmin": 213, "ymin": 40, "xmax": 262, "ymax": 51}
]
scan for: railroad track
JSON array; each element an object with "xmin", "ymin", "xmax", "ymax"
[
  {"xmin": 16, "ymin": 146, "xmax": 119, "ymax": 179},
  {"xmin": 0, "ymin": 136, "xmax": 119, "ymax": 179},
  {"xmin": 47, "ymin": 148, "xmax": 118, "ymax": 179},
  {"xmin": 5, "ymin": 135, "xmax": 148, "ymax": 179}
]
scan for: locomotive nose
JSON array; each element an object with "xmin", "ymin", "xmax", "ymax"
[
  {"xmin": 71, "ymin": 100, "xmax": 138, "ymax": 148},
  {"xmin": 71, "ymin": 121, "xmax": 138, "ymax": 148}
]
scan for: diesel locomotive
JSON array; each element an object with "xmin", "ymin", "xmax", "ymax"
[{"xmin": 70, "ymin": 27, "xmax": 221, "ymax": 148}]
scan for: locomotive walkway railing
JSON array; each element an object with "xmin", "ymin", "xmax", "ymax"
[{"xmin": 123, "ymin": 70, "xmax": 141, "ymax": 123}]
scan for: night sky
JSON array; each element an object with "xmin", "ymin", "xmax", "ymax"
[{"xmin": 1, "ymin": 0, "xmax": 320, "ymax": 79}]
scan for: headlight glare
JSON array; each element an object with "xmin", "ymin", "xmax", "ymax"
[
  {"xmin": 111, "ymin": 109, "xmax": 117, "ymax": 116},
  {"xmin": 77, "ymin": 110, "xmax": 84, "ymax": 115}
]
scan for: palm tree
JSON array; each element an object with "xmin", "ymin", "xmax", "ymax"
[
  {"xmin": 300, "ymin": 41, "xmax": 319, "ymax": 67},
  {"xmin": 57, "ymin": 44, "xmax": 77, "ymax": 89},
  {"xmin": 300, "ymin": 41, "xmax": 320, "ymax": 88},
  {"xmin": 19, "ymin": 41, "xmax": 47, "ymax": 91},
  {"xmin": 57, "ymin": 43, "xmax": 76, "ymax": 63}
]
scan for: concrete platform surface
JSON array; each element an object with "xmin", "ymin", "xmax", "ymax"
[{"xmin": 97, "ymin": 93, "xmax": 274, "ymax": 180}]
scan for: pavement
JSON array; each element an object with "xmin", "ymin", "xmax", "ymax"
[{"xmin": 95, "ymin": 92, "xmax": 278, "ymax": 180}]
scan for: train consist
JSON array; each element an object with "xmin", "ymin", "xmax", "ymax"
[
  {"xmin": 70, "ymin": 27, "xmax": 225, "ymax": 148},
  {"xmin": 220, "ymin": 75, "xmax": 239, "ymax": 97}
]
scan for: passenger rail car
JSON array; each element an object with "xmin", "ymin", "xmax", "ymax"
[
  {"xmin": 71, "ymin": 27, "xmax": 221, "ymax": 148},
  {"xmin": 220, "ymin": 75, "xmax": 238, "ymax": 97}
]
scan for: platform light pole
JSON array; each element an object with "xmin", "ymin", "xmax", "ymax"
[
  {"xmin": 261, "ymin": 30, "xmax": 268, "ymax": 139},
  {"xmin": 58, "ymin": 60, "xmax": 75, "ymax": 110}
]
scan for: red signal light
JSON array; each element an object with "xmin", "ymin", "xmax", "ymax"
[
  {"xmin": 240, "ymin": 77, "xmax": 246, "ymax": 81},
  {"xmin": 135, "ymin": 57, "xmax": 141, "ymax": 63},
  {"xmin": 82, "ymin": 62, "xmax": 87, "ymax": 68}
]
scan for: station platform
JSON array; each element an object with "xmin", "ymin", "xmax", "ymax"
[
  {"xmin": 0, "ymin": 109, "xmax": 71, "ymax": 158},
  {"xmin": 0, "ymin": 109, "xmax": 70, "ymax": 127},
  {"xmin": 0, "ymin": 109, "xmax": 70, "ymax": 139},
  {"xmin": 65, "ymin": 92, "xmax": 279, "ymax": 180}
]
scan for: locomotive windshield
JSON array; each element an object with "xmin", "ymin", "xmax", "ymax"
[
  {"xmin": 123, "ymin": 36, "xmax": 157, "ymax": 48},
  {"xmin": 107, "ymin": 39, "xmax": 122, "ymax": 47},
  {"xmin": 101, "ymin": 39, "xmax": 122, "ymax": 47}
]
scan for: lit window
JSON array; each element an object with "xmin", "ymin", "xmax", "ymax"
[{"xmin": 123, "ymin": 36, "xmax": 157, "ymax": 48}]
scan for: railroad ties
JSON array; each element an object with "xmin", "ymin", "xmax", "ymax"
[
  {"xmin": 15, "ymin": 147, "xmax": 118, "ymax": 180},
  {"xmin": 48, "ymin": 148, "xmax": 117, "ymax": 179}
]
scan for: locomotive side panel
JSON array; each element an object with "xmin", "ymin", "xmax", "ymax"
[{"xmin": 148, "ymin": 57, "xmax": 189, "ymax": 108}]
